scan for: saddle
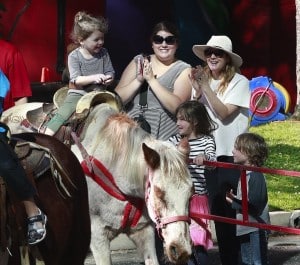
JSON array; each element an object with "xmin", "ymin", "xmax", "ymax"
[
  {"xmin": 22, "ymin": 87, "xmax": 122, "ymax": 146},
  {"xmin": 14, "ymin": 141, "xmax": 50, "ymax": 178},
  {"xmin": 11, "ymin": 137, "xmax": 76, "ymax": 198}
]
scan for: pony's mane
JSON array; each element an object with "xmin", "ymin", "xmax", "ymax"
[
  {"xmin": 105, "ymin": 114, "xmax": 190, "ymax": 184},
  {"xmin": 96, "ymin": 112, "xmax": 150, "ymax": 187},
  {"xmin": 150, "ymin": 141, "xmax": 191, "ymax": 186},
  {"xmin": 88, "ymin": 108, "xmax": 191, "ymax": 192}
]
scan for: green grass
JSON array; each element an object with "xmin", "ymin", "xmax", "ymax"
[{"xmin": 249, "ymin": 121, "xmax": 300, "ymax": 211}]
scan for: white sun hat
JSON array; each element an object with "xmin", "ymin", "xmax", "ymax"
[{"xmin": 192, "ymin": 35, "xmax": 243, "ymax": 68}]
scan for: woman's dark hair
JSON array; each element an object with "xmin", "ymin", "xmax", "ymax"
[
  {"xmin": 150, "ymin": 21, "xmax": 180, "ymax": 42},
  {"xmin": 175, "ymin": 100, "xmax": 218, "ymax": 136}
]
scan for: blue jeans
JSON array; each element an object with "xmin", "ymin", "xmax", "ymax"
[
  {"xmin": 0, "ymin": 137, "xmax": 36, "ymax": 200},
  {"xmin": 239, "ymin": 230, "xmax": 269, "ymax": 265}
]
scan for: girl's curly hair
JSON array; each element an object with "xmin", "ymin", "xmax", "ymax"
[{"xmin": 71, "ymin": 11, "xmax": 108, "ymax": 43}]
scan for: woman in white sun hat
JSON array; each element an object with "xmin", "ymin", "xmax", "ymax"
[{"xmin": 189, "ymin": 35, "xmax": 250, "ymax": 265}]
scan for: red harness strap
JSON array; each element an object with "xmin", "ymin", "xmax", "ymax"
[
  {"xmin": 82, "ymin": 157, "xmax": 125, "ymax": 201},
  {"xmin": 72, "ymin": 131, "xmax": 144, "ymax": 228},
  {"xmin": 81, "ymin": 156, "xmax": 144, "ymax": 229}
]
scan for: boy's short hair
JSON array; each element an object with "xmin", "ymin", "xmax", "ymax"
[{"xmin": 235, "ymin": 133, "xmax": 268, "ymax": 167}]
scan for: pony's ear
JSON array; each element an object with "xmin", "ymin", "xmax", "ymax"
[
  {"xmin": 142, "ymin": 143, "xmax": 160, "ymax": 170},
  {"xmin": 177, "ymin": 137, "xmax": 190, "ymax": 163}
]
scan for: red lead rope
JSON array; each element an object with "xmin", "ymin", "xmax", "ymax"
[
  {"xmin": 71, "ymin": 132, "xmax": 144, "ymax": 229},
  {"xmin": 81, "ymin": 157, "xmax": 126, "ymax": 201},
  {"xmin": 81, "ymin": 157, "xmax": 144, "ymax": 228}
]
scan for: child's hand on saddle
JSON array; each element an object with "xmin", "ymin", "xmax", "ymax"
[
  {"xmin": 94, "ymin": 74, "xmax": 107, "ymax": 84},
  {"xmin": 103, "ymin": 75, "xmax": 113, "ymax": 85}
]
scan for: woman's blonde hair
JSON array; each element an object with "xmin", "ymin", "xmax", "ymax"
[{"xmin": 204, "ymin": 54, "xmax": 236, "ymax": 95}]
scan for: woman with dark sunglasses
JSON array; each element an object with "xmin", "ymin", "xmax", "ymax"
[
  {"xmin": 190, "ymin": 35, "xmax": 250, "ymax": 265},
  {"xmin": 115, "ymin": 21, "xmax": 192, "ymax": 140}
]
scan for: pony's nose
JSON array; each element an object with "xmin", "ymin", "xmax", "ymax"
[{"xmin": 167, "ymin": 241, "xmax": 191, "ymax": 264}]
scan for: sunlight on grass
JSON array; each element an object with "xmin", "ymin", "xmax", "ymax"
[{"xmin": 250, "ymin": 121, "xmax": 300, "ymax": 211}]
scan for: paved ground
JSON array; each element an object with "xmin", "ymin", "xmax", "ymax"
[
  {"xmin": 85, "ymin": 234, "xmax": 300, "ymax": 265},
  {"xmin": 85, "ymin": 211, "xmax": 300, "ymax": 264}
]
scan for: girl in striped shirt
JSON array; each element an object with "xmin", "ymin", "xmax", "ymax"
[{"xmin": 169, "ymin": 100, "xmax": 217, "ymax": 265}]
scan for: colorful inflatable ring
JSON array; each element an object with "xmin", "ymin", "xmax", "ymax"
[
  {"xmin": 249, "ymin": 87, "xmax": 280, "ymax": 119},
  {"xmin": 249, "ymin": 76, "xmax": 288, "ymax": 126},
  {"xmin": 273, "ymin": 81, "xmax": 291, "ymax": 114}
]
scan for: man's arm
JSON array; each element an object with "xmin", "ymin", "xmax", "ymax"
[{"xmin": 14, "ymin": 97, "xmax": 28, "ymax": 106}]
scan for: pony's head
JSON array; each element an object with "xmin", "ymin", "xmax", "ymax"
[
  {"xmin": 143, "ymin": 141, "xmax": 193, "ymax": 264},
  {"xmin": 82, "ymin": 107, "xmax": 193, "ymax": 263}
]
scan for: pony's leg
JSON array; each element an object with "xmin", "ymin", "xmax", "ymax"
[
  {"xmin": 90, "ymin": 215, "xmax": 112, "ymax": 265},
  {"xmin": 20, "ymin": 246, "xmax": 30, "ymax": 265},
  {"xmin": 129, "ymin": 224, "xmax": 159, "ymax": 265}
]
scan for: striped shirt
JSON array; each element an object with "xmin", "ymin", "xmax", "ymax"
[{"xmin": 169, "ymin": 134, "xmax": 216, "ymax": 195}]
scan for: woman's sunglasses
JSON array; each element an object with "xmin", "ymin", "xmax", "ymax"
[
  {"xmin": 204, "ymin": 48, "xmax": 226, "ymax": 58},
  {"xmin": 152, "ymin": 35, "xmax": 177, "ymax": 45}
]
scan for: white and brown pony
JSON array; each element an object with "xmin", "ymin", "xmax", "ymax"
[{"xmin": 2, "ymin": 93, "xmax": 193, "ymax": 265}]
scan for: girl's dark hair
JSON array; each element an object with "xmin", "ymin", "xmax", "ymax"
[
  {"xmin": 235, "ymin": 133, "xmax": 268, "ymax": 167},
  {"xmin": 175, "ymin": 100, "xmax": 218, "ymax": 136},
  {"xmin": 71, "ymin": 11, "xmax": 108, "ymax": 43},
  {"xmin": 150, "ymin": 21, "xmax": 180, "ymax": 43}
]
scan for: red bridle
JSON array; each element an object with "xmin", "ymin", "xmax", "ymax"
[
  {"xmin": 144, "ymin": 169, "xmax": 191, "ymax": 238},
  {"xmin": 72, "ymin": 131, "xmax": 190, "ymax": 236}
]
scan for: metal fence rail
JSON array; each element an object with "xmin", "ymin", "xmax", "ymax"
[{"xmin": 189, "ymin": 160, "xmax": 300, "ymax": 235}]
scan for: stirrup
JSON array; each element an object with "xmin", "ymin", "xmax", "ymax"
[
  {"xmin": 27, "ymin": 209, "xmax": 47, "ymax": 245},
  {"xmin": 38, "ymin": 124, "xmax": 46, "ymax": 134}
]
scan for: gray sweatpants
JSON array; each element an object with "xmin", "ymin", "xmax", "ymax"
[{"xmin": 46, "ymin": 91, "xmax": 83, "ymax": 133}]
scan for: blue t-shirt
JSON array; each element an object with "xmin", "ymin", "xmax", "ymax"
[
  {"xmin": 0, "ymin": 69, "xmax": 10, "ymax": 98},
  {"xmin": 0, "ymin": 70, "xmax": 10, "ymax": 132}
]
